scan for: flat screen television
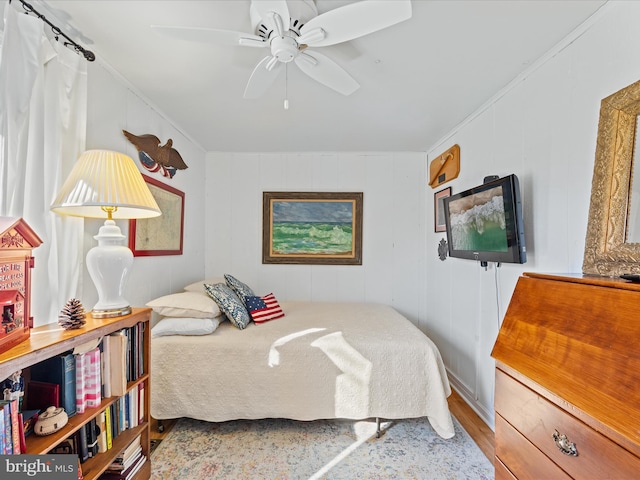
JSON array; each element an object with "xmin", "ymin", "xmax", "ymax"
[{"xmin": 443, "ymin": 174, "xmax": 526, "ymax": 264}]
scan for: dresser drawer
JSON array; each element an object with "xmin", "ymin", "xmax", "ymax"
[
  {"xmin": 495, "ymin": 457, "xmax": 517, "ymax": 480},
  {"xmin": 496, "ymin": 369, "xmax": 640, "ymax": 479},
  {"xmin": 496, "ymin": 414, "xmax": 570, "ymax": 480}
]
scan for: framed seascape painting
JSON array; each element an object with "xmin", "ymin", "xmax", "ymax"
[
  {"xmin": 263, "ymin": 192, "xmax": 363, "ymax": 265},
  {"xmin": 129, "ymin": 174, "xmax": 185, "ymax": 256}
]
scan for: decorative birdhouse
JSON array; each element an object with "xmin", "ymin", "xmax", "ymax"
[{"xmin": 0, "ymin": 218, "xmax": 42, "ymax": 355}]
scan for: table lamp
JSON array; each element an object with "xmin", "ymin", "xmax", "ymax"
[{"xmin": 50, "ymin": 150, "xmax": 161, "ymax": 318}]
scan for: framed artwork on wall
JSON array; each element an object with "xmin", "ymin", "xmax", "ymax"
[
  {"xmin": 262, "ymin": 191, "xmax": 363, "ymax": 265},
  {"xmin": 434, "ymin": 187, "xmax": 451, "ymax": 233},
  {"xmin": 129, "ymin": 174, "xmax": 184, "ymax": 256}
]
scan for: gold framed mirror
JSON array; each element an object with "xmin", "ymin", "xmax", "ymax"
[{"xmin": 583, "ymin": 78, "xmax": 640, "ymax": 276}]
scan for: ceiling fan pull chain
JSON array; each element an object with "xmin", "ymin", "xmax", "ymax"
[{"xmin": 284, "ymin": 63, "xmax": 289, "ymax": 110}]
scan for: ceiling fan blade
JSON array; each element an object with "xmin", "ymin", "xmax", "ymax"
[
  {"xmin": 244, "ymin": 56, "xmax": 283, "ymax": 99},
  {"xmin": 294, "ymin": 51, "xmax": 359, "ymax": 96},
  {"xmin": 151, "ymin": 25, "xmax": 266, "ymax": 47},
  {"xmin": 299, "ymin": 0, "xmax": 412, "ymax": 47},
  {"xmin": 251, "ymin": 0, "xmax": 290, "ymax": 33}
]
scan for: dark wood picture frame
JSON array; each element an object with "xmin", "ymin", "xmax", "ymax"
[
  {"xmin": 434, "ymin": 187, "xmax": 451, "ymax": 233},
  {"xmin": 263, "ymin": 191, "xmax": 363, "ymax": 265},
  {"xmin": 129, "ymin": 174, "xmax": 184, "ymax": 256}
]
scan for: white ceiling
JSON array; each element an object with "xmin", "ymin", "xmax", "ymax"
[{"xmin": 32, "ymin": 0, "xmax": 607, "ymax": 152}]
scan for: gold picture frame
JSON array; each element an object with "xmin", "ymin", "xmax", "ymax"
[
  {"xmin": 583, "ymin": 78, "xmax": 640, "ymax": 275},
  {"xmin": 263, "ymin": 192, "xmax": 363, "ymax": 265}
]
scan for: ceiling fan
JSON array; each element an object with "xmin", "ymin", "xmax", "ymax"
[{"xmin": 153, "ymin": 0, "xmax": 412, "ymax": 100}]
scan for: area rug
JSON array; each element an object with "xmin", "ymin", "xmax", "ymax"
[{"xmin": 151, "ymin": 415, "xmax": 494, "ymax": 479}]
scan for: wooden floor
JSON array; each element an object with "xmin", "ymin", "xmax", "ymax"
[
  {"xmin": 447, "ymin": 388, "xmax": 494, "ymax": 462},
  {"xmin": 150, "ymin": 389, "xmax": 495, "ymax": 462}
]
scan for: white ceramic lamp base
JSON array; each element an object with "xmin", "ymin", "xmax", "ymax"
[{"xmin": 86, "ymin": 219, "xmax": 133, "ymax": 318}]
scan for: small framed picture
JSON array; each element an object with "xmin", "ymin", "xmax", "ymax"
[
  {"xmin": 434, "ymin": 187, "xmax": 451, "ymax": 233},
  {"xmin": 129, "ymin": 174, "xmax": 185, "ymax": 256}
]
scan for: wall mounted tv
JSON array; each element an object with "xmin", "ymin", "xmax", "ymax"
[{"xmin": 443, "ymin": 174, "xmax": 526, "ymax": 264}]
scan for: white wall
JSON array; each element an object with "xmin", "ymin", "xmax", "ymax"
[
  {"xmin": 205, "ymin": 2, "xmax": 640, "ymax": 429},
  {"xmin": 40, "ymin": 61, "xmax": 208, "ymax": 317},
  {"xmin": 205, "ymin": 152, "xmax": 429, "ymax": 324},
  {"xmin": 426, "ymin": 0, "xmax": 640, "ymax": 426}
]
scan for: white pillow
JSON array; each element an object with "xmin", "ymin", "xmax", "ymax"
[
  {"xmin": 151, "ymin": 317, "xmax": 220, "ymax": 338},
  {"xmin": 184, "ymin": 277, "xmax": 226, "ymax": 294},
  {"xmin": 146, "ymin": 291, "xmax": 222, "ymax": 318}
]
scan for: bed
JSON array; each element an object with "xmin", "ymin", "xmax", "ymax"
[{"xmin": 148, "ymin": 280, "xmax": 455, "ymax": 439}]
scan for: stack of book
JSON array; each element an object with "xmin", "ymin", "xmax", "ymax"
[
  {"xmin": 99, "ymin": 434, "xmax": 146, "ymax": 480},
  {"xmin": 22, "ymin": 322, "xmax": 146, "ymax": 420}
]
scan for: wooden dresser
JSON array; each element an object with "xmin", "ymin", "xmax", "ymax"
[{"xmin": 491, "ymin": 273, "xmax": 640, "ymax": 480}]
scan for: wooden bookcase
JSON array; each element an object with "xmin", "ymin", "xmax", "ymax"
[{"xmin": 0, "ymin": 308, "xmax": 151, "ymax": 480}]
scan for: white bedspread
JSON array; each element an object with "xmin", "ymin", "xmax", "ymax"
[{"xmin": 151, "ymin": 301, "xmax": 455, "ymax": 438}]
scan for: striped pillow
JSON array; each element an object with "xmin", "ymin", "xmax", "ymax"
[{"xmin": 245, "ymin": 293, "xmax": 284, "ymax": 324}]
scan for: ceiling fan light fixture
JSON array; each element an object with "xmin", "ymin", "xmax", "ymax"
[
  {"xmin": 270, "ymin": 36, "xmax": 298, "ymax": 63},
  {"xmin": 296, "ymin": 27, "xmax": 325, "ymax": 46}
]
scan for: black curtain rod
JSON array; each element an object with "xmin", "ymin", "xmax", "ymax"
[{"xmin": 11, "ymin": 0, "xmax": 95, "ymax": 61}]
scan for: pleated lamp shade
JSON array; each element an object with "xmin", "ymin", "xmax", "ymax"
[
  {"xmin": 50, "ymin": 150, "xmax": 161, "ymax": 219},
  {"xmin": 50, "ymin": 150, "xmax": 162, "ymax": 319}
]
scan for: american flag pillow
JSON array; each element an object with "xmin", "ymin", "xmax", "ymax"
[{"xmin": 245, "ymin": 293, "xmax": 284, "ymax": 323}]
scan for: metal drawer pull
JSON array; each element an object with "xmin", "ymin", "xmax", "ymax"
[{"xmin": 553, "ymin": 430, "xmax": 578, "ymax": 457}]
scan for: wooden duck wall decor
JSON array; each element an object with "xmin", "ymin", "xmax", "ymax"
[{"xmin": 123, "ymin": 130, "xmax": 188, "ymax": 179}]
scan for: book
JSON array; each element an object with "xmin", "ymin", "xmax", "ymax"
[
  {"xmin": 86, "ymin": 417, "xmax": 98, "ymax": 458},
  {"xmin": 107, "ymin": 333, "xmax": 127, "ymax": 397},
  {"xmin": 101, "ymin": 335, "xmax": 112, "ymax": 398},
  {"xmin": 124, "ymin": 328, "xmax": 131, "ymax": 383},
  {"xmin": 77, "ymin": 423, "xmax": 89, "ymax": 463},
  {"xmin": 137, "ymin": 382, "xmax": 144, "ymax": 426},
  {"xmin": 85, "ymin": 347, "xmax": 102, "ymax": 408},
  {"xmin": 0, "ymin": 402, "xmax": 6, "ymax": 454},
  {"xmin": 105, "ymin": 446, "xmax": 141, "ymax": 473},
  {"xmin": 0, "ymin": 399, "xmax": 20, "ymax": 454},
  {"xmin": 25, "ymin": 380, "xmax": 59, "ymax": 412},
  {"xmin": 104, "ymin": 406, "xmax": 113, "ymax": 450},
  {"xmin": 97, "ymin": 410, "xmax": 108, "ymax": 453},
  {"xmin": 99, "ymin": 454, "xmax": 145, "ymax": 480},
  {"xmin": 29, "ymin": 352, "xmax": 77, "ymax": 417},
  {"xmin": 139, "ymin": 323, "xmax": 145, "ymax": 377},
  {"xmin": 75, "ymin": 354, "xmax": 87, "ymax": 414},
  {"xmin": 115, "ymin": 434, "xmax": 141, "ymax": 463},
  {"xmin": 109, "ymin": 403, "xmax": 118, "ymax": 441},
  {"xmin": 0, "ymin": 400, "xmax": 13, "ymax": 455},
  {"xmin": 126, "ymin": 389, "xmax": 137, "ymax": 429},
  {"xmin": 118, "ymin": 397, "xmax": 125, "ymax": 434},
  {"xmin": 129, "ymin": 325, "xmax": 136, "ymax": 382},
  {"xmin": 9, "ymin": 399, "xmax": 19, "ymax": 454},
  {"xmin": 17, "ymin": 412, "xmax": 25, "ymax": 454}
]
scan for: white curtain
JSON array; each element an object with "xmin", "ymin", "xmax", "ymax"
[{"xmin": 0, "ymin": 2, "xmax": 87, "ymax": 326}]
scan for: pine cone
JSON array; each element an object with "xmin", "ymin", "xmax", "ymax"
[{"xmin": 58, "ymin": 298, "xmax": 86, "ymax": 330}]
